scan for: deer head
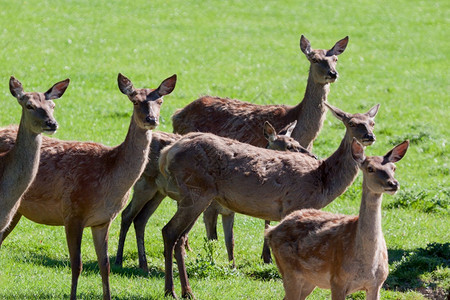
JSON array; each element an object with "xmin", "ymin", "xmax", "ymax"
[
  {"xmin": 300, "ymin": 35, "xmax": 349, "ymax": 84},
  {"xmin": 118, "ymin": 73, "xmax": 177, "ymax": 130},
  {"xmin": 9, "ymin": 76, "xmax": 70, "ymax": 135},
  {"xmin": 352, "ymin": 139, "xmax": 409, "ymax": 195},
  {"xmin": 325, "ymin": 102, "xmax": 379, "ymax": 146}
]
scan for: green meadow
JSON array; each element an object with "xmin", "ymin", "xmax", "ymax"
[{"xmin": 0, "ymin": 0, "xmax": 448, "ymax": 299}]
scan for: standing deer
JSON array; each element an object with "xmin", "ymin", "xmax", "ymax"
[
  {"xmin": 114, "ymin": 121, "xmax": 313, "ymax": 270},
  {"xmin": 266, "ymin": 139, "xmax": 409, "ymax": 300},
  {"xmin": 0, "ymin": 74, "xmax": 176, "ymax": 300},
  {"xmin": 173, "ymin": 35, "xmax": 348, "ymax": 263},
  {"xmin": 157, "ymin": 103, "xmax": 379, "ymax": 298},
  {"xmin": 0, "ymin": 76, "xmax": 69, "ymax": 234},
  {"xmin": 172, "ymin": 35, "xmax": 349, "ymax": 151}
]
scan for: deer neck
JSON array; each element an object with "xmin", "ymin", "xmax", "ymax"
[
  {"xmin": 4, "ymin": 112, "xmax": 42, "ymax": 201},
  {"xmin": 291, "ymin": 70, "xmax": 330, "ymax": 151},
  {"xmin": 320, "ymin": 131, "xmax": 359, "ymax": 205},
  {"xmin": 110, "ymin": 113, "xmax": 151, "ymax": 190},
  {"xmin": 355, "ymin": 181, "xmax": 384, "ymax": 261}
]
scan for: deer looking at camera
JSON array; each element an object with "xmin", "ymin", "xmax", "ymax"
[
  {"xmin": 0, "ymin": 76, "xmax": 69, "ymax": 234},
  {"xmin": 114, "ymin": 120, "xmax": 314, "ymax": 270},
  {"xmin": 0, "ymin": 74, "xmax": 176, "ymax": 300},
  {"xmin": 172, "ymin": 35, "xmax": 349, "ymax": 151},
  {"xmin": 157, "ymin": 103, "xmax": 379, "ymax": 298},
  {"xmin": 266, "ymin": 139, "xmax": 409, "ymax": 300}
]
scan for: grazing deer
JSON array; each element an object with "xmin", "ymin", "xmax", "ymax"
[
  {"xmin": 114, "ymin": 121, "xmax": 313, "ymax": 270},
  {"xmin": 172, "ymin": 35, "xmax": 349, "ymax": 152},
  {"xmin": 0, "ymin": 74, "xmax": 176, "ymax": 300},
  {"xmin": 265, "ymin": 139, "xmax": 409, "ymax": 300},
  {"xmin": 157, "ymin": 103, "xmax": 379, "ymax": 298},
  {"xmin": 0, "ymin": 76, "xmax": 69, "ymax": 234}
]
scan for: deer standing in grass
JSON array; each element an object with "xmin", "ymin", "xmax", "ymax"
[
  {"xmin": 0, "ymin": 76, "xmax": 69, "ymax": 234},
  {"xmin": 172, "ymin": 35, "xmax": 348, "ymax": 263},
  {"xmin": 0, "ymin": 74, "xmax": 176, "ymax": 300},
  {"xmin": 114, "ymin": 121, "xmax": 313, "ymax": 270},
  {"xmin": 172, "ymin": 35, "xmax": 348, "ymax": 151},
  {"xmin": 266, "ymin": 139, "xmax": 409, "ymax": 300},
  {"xmin": 157, "ymin": 103, "xmax": 379, "ymax": 298}
]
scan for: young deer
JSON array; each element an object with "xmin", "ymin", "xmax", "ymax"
[
  {"xmin": 157, "ymin": 103, "xmax": 379, "ymax": 298},
  {"xmin": 0, "ymin": 76, "xmax": 69, "ymax": 234},
  {"xmin": 266, "ymin": 139, "xmax": 409, "ymax": 300},
  {"xmin": 0, "ymin": 74, "xmax": 176, "ymax": 300},
  {"xmin": 172, "ymin": 35, "xmax": 349, "ymax": 151},
  {"xmin": 114, "ymin": 121, "xmax": 313, "ymax": 270}
]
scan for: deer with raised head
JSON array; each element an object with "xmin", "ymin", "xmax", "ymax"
[
  {"xmin": 114, "ymin": 120, "xmax": 313, "ymax": 270},
  {"xmin": 157, "ymin": 103, "xmax": 379, "ymax": 298},
  {"xmin": 265, "ymin": 139, "xmax": 409, "ymax": 300},
  {"xmin": 0, "ymin": 76, "xmax": 69, "ymax": 234},
  {"xmin": 172, "ymin": 35, "xmax": 348, "ymax": 152},
  {"xmin": 0, "ymin": 74, "xmax": 176, "ymax": 300}
]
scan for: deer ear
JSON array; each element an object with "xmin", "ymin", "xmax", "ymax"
[
  {"xmin": 324, "ymin": 102, "xmax": 348, "ymax": 121},
  {"xmin": 384, "ymin": 140, "xmax": 409, "ymax": 163},
  {"xmin": 366, "ymin": 104, "xmax": 380, "ymax": 119},
  {"xmin": 327, "ymin": 36, "xmax": 349, "ymax": 56},
  {"xmin": 9, "ymin": 76, "xmax": 24, "ymax": 99},
  {"xmin": 263, "ymin": 121, "xmax": 277, "ymax": 142},
  {"xmin": 284, "ymin": 120, "xmax": 297, "ymax": 137},
  {"xmin": 156, "ymin": 74, "xmax": 177, "ymax": 96},
  {"xmin": 45, "ymin": 79, "xmax": 70, "ymax": 100},
  {"xmin": 300, "ymin": 35, "xmax": 311, "ymax": 56},
  {"xmin": 118, "ymin": 73, "xmax": 136, "ymax": 96},
  {"xmin": 351, "ymin": 138, "xmax": 366, "ymax": 165}
]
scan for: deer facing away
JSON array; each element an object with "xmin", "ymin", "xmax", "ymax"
[
  {"xmin": 266, "ymin": 139, "xmax": 409, "ymax": 300},
  {"xmin": 172, "ymin": 35, "xmax": 349, "ymax": 152},
  {"xmin": 157, "ymin": 102, "xmax": 379, "ymax": 298},
  {"xmin": 0, "ymin": 76, "xmax": 69, "ymax": 234},
  {"xmin": 0, "ymin": 74, "xmax": 176, "ymax": 300},
  {"xmin": 114, "ymin": 121, "xmax": 313, "ymax": 270}
]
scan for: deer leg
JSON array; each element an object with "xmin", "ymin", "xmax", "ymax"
[
  {"xmin": 261, "ymin": 220, "xmax": 272, "ymax": 263},
  {"xmin": 162, "ymin": 197, "xmax": 211, "ymax": 299},
  {"xmin": 115, "ymin": 176, "xmax": 157, "ymax": 268},
  {"xmin": 134, "ymin": 192, "xmax": 165, "ymax": 272},
  {"xmin": 330, "ymin": 285, "xmax": 347, "ymax": 300},
  {"xmin": 366, "ymin": 286, "xmax": 381, "ymax": 300},
  {"xmin": 65, "ymin": 221, "xmax": 84, "ymax": 300},
  {"xmin": 203, "ymin": 203, "xmax": 219, "ymax": 240},
  {"xmin": 0, "ymin": 213, "xmax": 22, "ymax": 246},
  {"xmin": 221, "ymin": 212, "xmax": 235, "ymax": 267},
  {"xmin": 92, "ymin": 223, "xmax": 112, "ymax": 300},
  {"xmin": 281, "ymin": 271, "xmax": 302, "ymax": 300}
]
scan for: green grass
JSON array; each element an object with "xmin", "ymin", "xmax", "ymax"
[{"xmin": 0, "ymin": 0, "xmax": 448, "ymax": 299}]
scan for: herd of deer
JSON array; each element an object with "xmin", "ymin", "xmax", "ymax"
[{"xmin": 0, "ymin": 35, "xmax": 409, "ymax": 300}]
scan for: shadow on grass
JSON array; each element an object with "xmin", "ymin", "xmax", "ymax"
[
  {"xmin": 384, "ymin": 243, "xmax": 449, "ymax": 297},
  {"xmin": 13, "ymin": 252, "xmax": 165, "ymax": 279}
]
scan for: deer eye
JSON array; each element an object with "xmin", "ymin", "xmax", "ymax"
[
  {"xmin": 311, "ymin": 58, "xmax": 318, "ymax": 63},
  {"xmin": 367, "ymin": 166, "xmax": 374, "ymax": 173},
  {"xmin": 156, "ymin": 99, "xmax": 163, "ymax": 105},
  {"xmin": 348, "ymin": 121, "xmax": 355, "ymax": 127},
  {"xmin": 26, "ymin": 103, "xmax": 35, "ymax": 110}
]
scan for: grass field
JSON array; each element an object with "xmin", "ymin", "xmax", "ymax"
[{"xmin": 0, "ymin": 0, "xmax": 448, "ymax": 299}]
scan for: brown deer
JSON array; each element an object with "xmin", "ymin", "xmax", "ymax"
[
  {"xmin": 265, "ymin": 139, "xmax": 409, "ymax": 300},
  {"xmin": 157, "ymin": 103, "xmax": 379, "ymax": 298},
  {"xmin": 172, "ymin": 35, "xmax": 349, "ymax": 151},
  {"xmin": 114, "ymin": 121, "xmax": 313, "ymax": 270},
  {"xmin": 0, "ymin": 74, "xmax": 176, "ymax": 300},
  {"xmin": 0, "ymin": 76, "xmax": 69, "ymax": 234}
]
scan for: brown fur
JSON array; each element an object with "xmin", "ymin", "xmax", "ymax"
[
  {"xmin": 0, "ymin": 74, "xmax": 176, "ymax": 300},
  {"xmin": 114, "ymin": 121, "xmax": 312, "ymax": 270},
  {"xmin": 0, "ymin": 77, "xmax": 69, "ymax": 233},
  {"xmin": 172, "ymin": 35, "xmax": 349, "ymax": 151},
  {"xmin": 157, "ymin": 103, "xmax": 378, "ymax": 298},
  {"xmin": 266, "ymin": 140, "xmax": 409, "ymax": 300}
]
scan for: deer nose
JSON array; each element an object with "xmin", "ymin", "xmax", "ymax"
[
  {"xmin": 146, "ymin": 116, "xmax": 158, "ymax": 126},
  {"xmin": 328, "ymin": 71, "xmax": 338, "ymax": 79},
  {"xmin": 387, "ymin": 180, "xmax": 399, "ymax": 189},
  {"xmin": 363, "ymin": 133, "xmax": 376, "ymax": 142},
  {"xmin": 45, "ymin": 120, "xmax": 58, "ymax": 131}
]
